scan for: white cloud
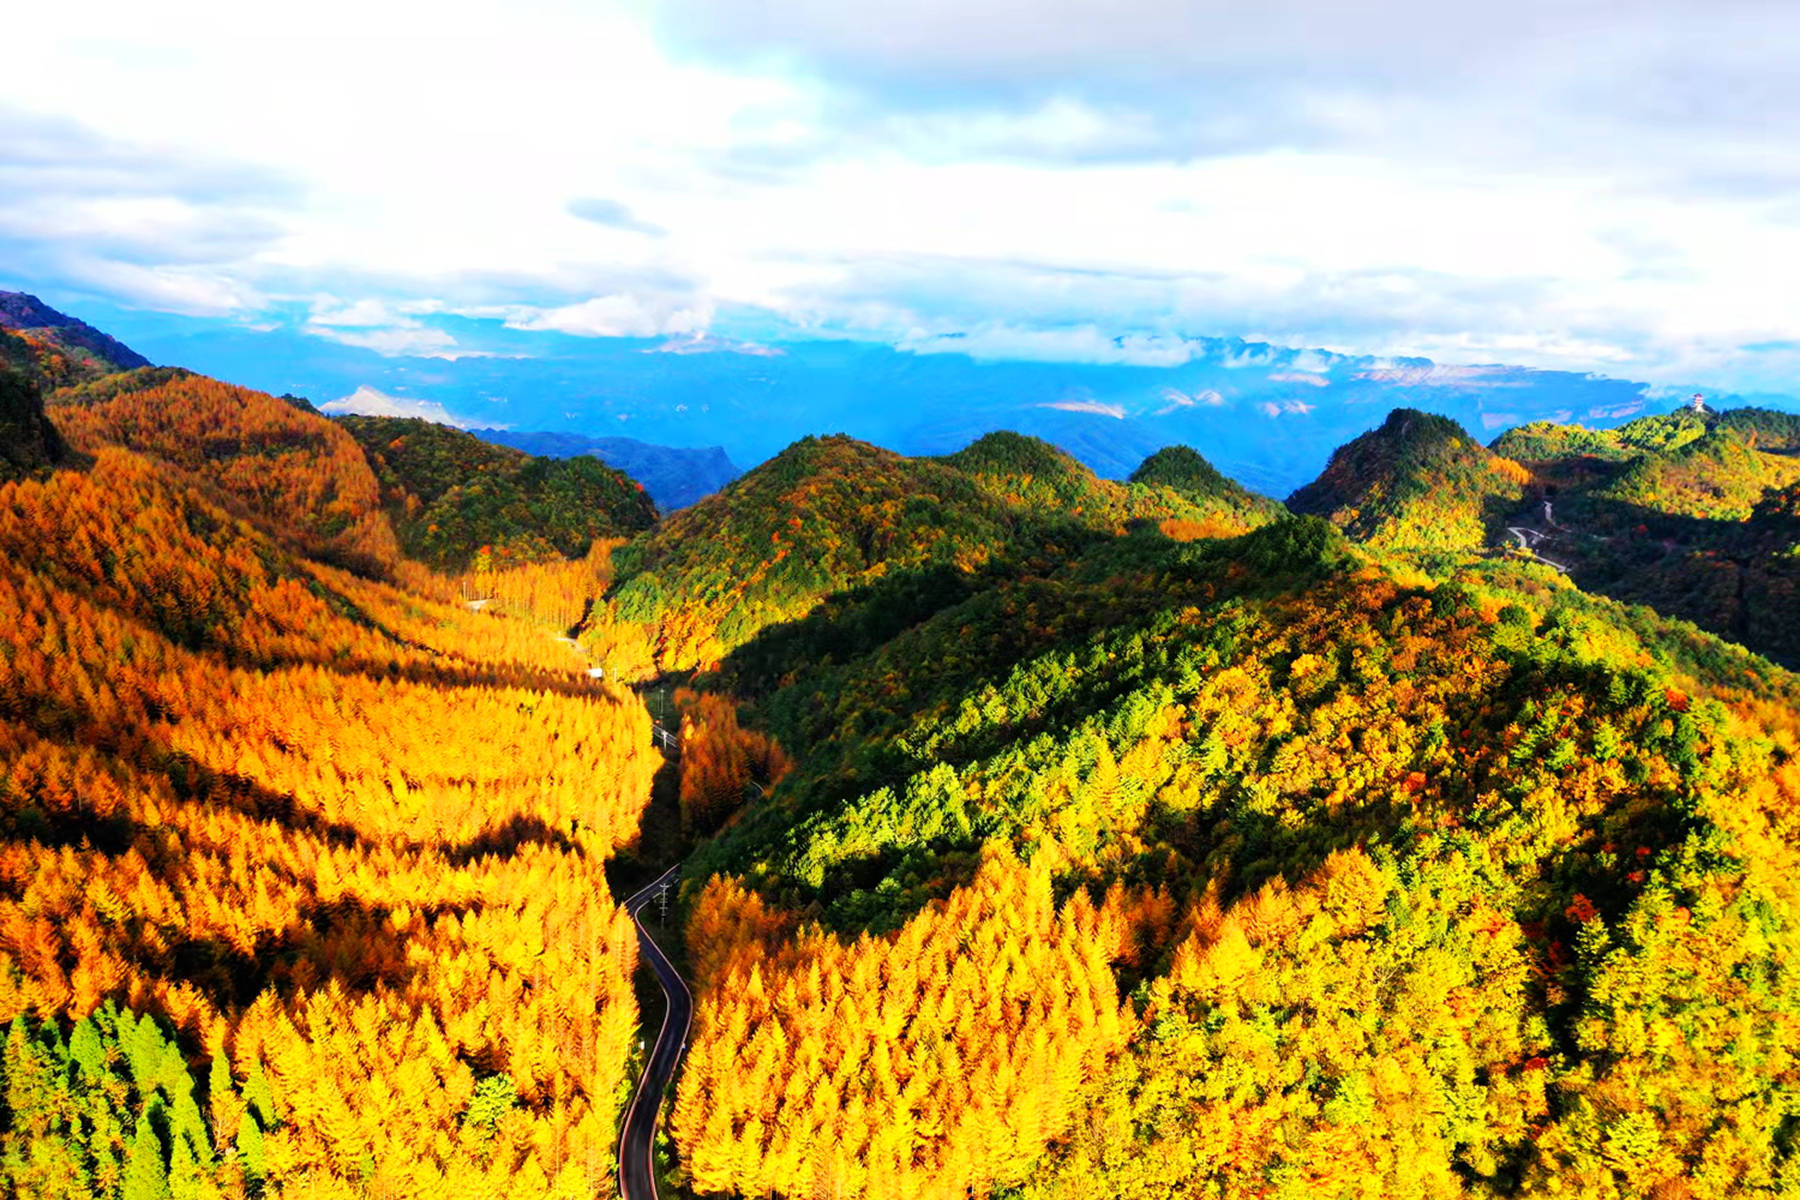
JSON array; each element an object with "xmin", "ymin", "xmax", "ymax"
[
  {"xmin": 650, "ymin": 334, "xmax": 783, "ymax": 356},
  {"xmin": 1220, "ymin": 345, "xmax": 1277, "ymax": 369},
  {"xmin": 1155, "ymin": 386, "xmax": 1225, "ymax": 414},
  {"xmin": 311, "ymin": 325, "xmax": 474, "ymax": 358},
  {"xmin": 1356, "ymin": 363, "xmax": 1502, "ymax": 386},
  {"xmin": 1267, "ymin": 371, "xmax": 1330, "ymax": 387},
  {"xmin": 300, "ymin": 295, "xmax": 499, "ymax": 358},
  {"xmin": 900, "ymin": 325, "xmax": 1202, "ymax": 366},
  {"xmin": 1257, "ymin": 398, "xmax": 1318, "ymax": 417},
  {"xmin": 320, "ymin": 385, "xmax": 483, "ymax": 427},
  {"xmin": 4, "ymin": 0, "xmax": 1800, "ymax": 391},
  {"xmin": 307, "ymin": 297, "xmax": 412, "ymax": 328},
  {"xmin": 504, "ymin": 296, "xmax": 712, "ymax": 339},
  {"xmin": 62, "ymin": 260, "xmax": 260, "ymax": 317},
  {"xmin": 1040, "ymin": 398, "xmax": 1126, "ymax": 419}
]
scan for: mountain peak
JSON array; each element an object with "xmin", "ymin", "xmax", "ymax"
[
  {"xmin": 942, "ymin": 430, "xmax": 1089, "ymax": 481},
  {"xmin": 1287, "ymin": 407, "xmax": 1526, "ymax": 550},
  {"xmin": 1129, "ymin": 444, "xmax": 1233, "ymax": 494}
]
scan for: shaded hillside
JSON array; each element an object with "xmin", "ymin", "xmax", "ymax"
[
  {"xmin": 0, "ymin": 290, "xmax": 152, "ymax": 385},
  {"xmin": 1287, "ymin": 408, "xmax": 1529, "ymax": 551},
  {"xmin": 1492, "ymin": 407, "xmax": 1800, "ymax": 666},
  {"xmin": 669, "ymin": 514, "xmax": 1800, "ymax": 1200},
  {"xmin": 474, "ymin": 428, "xmax": 740, "ymax": 511},
  {"xmin": 593, "ymin": 431, "xmax": 1277, "ymax": 675},
  {"xmin": 0, "ymin": 330, "xmax": 67, "ymax": 479},
  {"xmin": 337, "ymin": 415, "xmax": 657, "ymax": 572}
]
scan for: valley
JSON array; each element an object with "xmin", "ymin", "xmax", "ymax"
[{"xmin": 2, "ymin": 296, "xmax": 1800, "ymax": 1200}]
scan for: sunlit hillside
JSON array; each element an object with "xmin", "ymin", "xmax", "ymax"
[
  {"xmin": 1492, "ymin": 408, "xmax": 1800, "ymax": 667},
  {"xmin": 1286, "ymin": 408, "xmax": 1530, "ymax": 552},
  {"xmin": 6, "ymin": 297, "xmax": 1800, "ymax": 1200},
  {"xmin": 0, "ymin": 358, "xmax": 659, "ymax": 1198},
  {"xmin": 669, "ymin": 514, "xmax": 1800, "ymax": 1200},
  {"xmin": 590, "ymin": 431, "xmax": 1280, "ymax": 676}
]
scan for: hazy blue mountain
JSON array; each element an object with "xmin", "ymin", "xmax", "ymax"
[
  {"xmin": 473, "ymin": 428, "xmax": 739, "ymax": 511},
  {"xmin": 50, "ymin": 298, "xmax": 1800, "ymax": 497}
]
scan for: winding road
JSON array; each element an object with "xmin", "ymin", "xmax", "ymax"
[
  {"xmin": 1505, "ymin": 525, "xmax": 1571, "ymax": 574},
  {"xmin": 618, "ymin": 863, "xmax": 693, "ymax": 1200}
]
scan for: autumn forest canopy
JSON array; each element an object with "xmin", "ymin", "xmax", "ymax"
[{"xmin": 3, "ymin": 300, "xmax": 1800, "ymax": 1200}]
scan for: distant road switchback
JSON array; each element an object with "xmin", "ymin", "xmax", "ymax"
[{"xmin": 618, "ymin": 863, "xmax": 692, "ymax": 1200}]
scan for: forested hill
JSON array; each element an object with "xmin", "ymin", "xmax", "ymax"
[
  {"xmin": 1286, "ymin": 407, "xmax": 1530, "ymax": 551},
  {"xmin": 1129, "ymin": 443, "xmax": 1288, "ymax": 522},
  {"xmin": 0, "ymin": 291, "xmax": 152, "ymax": 385},
  {"xmin": 0, "ymin": 329, "xmax": 69, "ymax": 478},
  {"xmin": 336, "ymin": 415, "xmax": 657, "ymax": 572},
  {"xmin": 474, "ymin": 427, "xmax": 741, "ymax": 512},
  {"xmin": 48, "ymin": 368, "xmax": 403, "ymax": 574},
  {"xmin": 1488, "ymin": 406, "xmax": 1800, "ymax": 666},
  {"xmin": 0, "ymin": 323, "xmax": 663, "ymax": 1195},
  {"xmin": 661, "ymin": 509, "xmax": 1800, "ymax": 1199},
  {"xmin": 590, "ymin": 431, "xmax": 1282, "ymax": 675},
  {"xmin": 9, "ymin": 292, "xmax": 1800, "ymax": 1200}
]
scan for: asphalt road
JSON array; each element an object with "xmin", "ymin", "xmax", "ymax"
[
  {"xmin": 1505, "ymin": 525, "xmax": 1571, "ymax": 574},
  {"xmin": 618, "ymin": 863, "xmax": 692, "ymax": 1200}
]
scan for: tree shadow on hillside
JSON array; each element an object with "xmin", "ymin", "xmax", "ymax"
[
  {"xmin": 1513, "ymin": 494, "xmax": 1799, "ymax": 667},
  {"xmin": 443, "ymin": 813, "xmax": 578, "ymax": 865}
]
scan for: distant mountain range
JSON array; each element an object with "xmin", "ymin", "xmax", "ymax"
[
  {"xmin": 63, "ymin": 297, "xmax": 1798, "ymax": 498},
  {"xmin": 472, "ymin": 429, "xmax": 739, "ymax": 512}
]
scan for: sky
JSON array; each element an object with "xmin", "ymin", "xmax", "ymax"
[{"xmin": 3, "ymin": 0, "xmax": 1798, "ymax": 394}]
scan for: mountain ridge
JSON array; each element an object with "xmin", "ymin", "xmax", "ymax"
[
  {"xmin": 471, "ymin": 427, "xmax": 739, "ymax": 511},
  {"xmin": 73, "ymin": 297, "xmax": 1798, "ymax": 498},
  {"xmin": 0, "ymin": 290, "xmax": 153, "ymax": 382}
]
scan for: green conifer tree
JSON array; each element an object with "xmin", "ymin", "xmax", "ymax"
[{"xmin": 121, "ymin": 1110, "xmax": 169, "ymax": 1200}]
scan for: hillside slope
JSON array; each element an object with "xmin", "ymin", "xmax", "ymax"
[
  {"xmin": 593, "ymin": 431, "xmax": 1279, "ymax": 675},
  {"xmin": 0, "ymin": 330, "xmax": 68, "ymax": 479},
  {"xmin": 669, "ymin": 515, "xmax": 1800, "ymax": 1200},
  {"xmin": 48, "ymin": 370, "xmax": 401, "ymax": 573},
  {"xmin": 0, "ymin": 291, "xmax": 152, "ymax": 384},
  {"xmin": 0, "ymin": 349, "xmax": 660, "ymax": 1197},
  {"xmin": 337, "ymin": 415, "xmax": 657, "ymax": 572},
  {"xmin": 1287, "ymin": 408, "xmax": 1528, "ymax": 551},
  {"xmin": 1493, "ymin": 407, "xmax": 1800, "ymax": 666},
  {"xmin": 1129, "ymin": 443, "xmax": 1289, "ymax": 534}
]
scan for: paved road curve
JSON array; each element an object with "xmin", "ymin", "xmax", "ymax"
[
  {"xmin": 618, "ymin": 863, "xmax": 692, "ymax": 1200},
  {"xmin": 1505, "ymin": 525, "xmax": 1571, "ymax": 574}
]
